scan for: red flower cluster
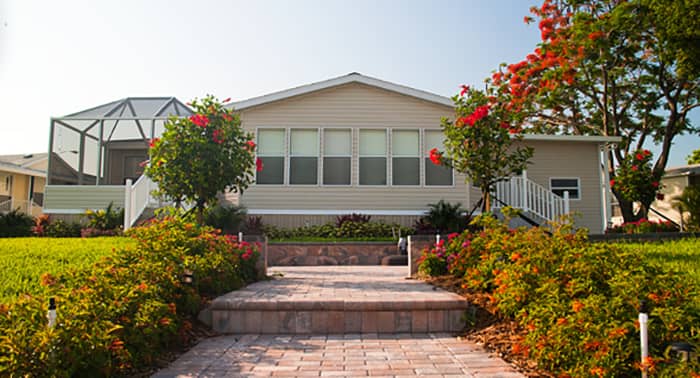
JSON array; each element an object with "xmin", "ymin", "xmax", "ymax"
[
  {"xmin": 212, "ymin": 129, "xmax": 224, "ymax": 144},
  {"xmin": 246, "ymin": 140, "xmax": 256, "ymax": 149},
  {"xmin": 149, "ymin": 138, "xmax": 160, "ymax": 148},
  {"xmin": 635, "ymin": 149, "xmax": 651, "ymax": 161},
  {"xmin": 256, "ymin": 157, "xmax": 264, "ymax": 172},
  {"xmin": 429, "ymin": 148, "xmax": 442, "ymax": 165},
  {"xmin": 190, "ymin": 114, "xmax": 210, "ymax": 128},
  {"xmin": 458, "ymin": 105, "xmax": 490, "ymax": 127},
  {"xmin": 460, "ymin": 85, "xmax": 470, "ymax": 96}
]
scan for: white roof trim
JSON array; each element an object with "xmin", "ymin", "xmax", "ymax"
[
  {"xmin": 0, "ymin": 162, "xmax": 46, "ymax": 177},
  {"xmin": 522, "ymin": 134, "xmax": 622, "ymax": 143},
  {"xmin": 248, "ymin": 209, "xmax": 427, "ymax": 216},
  {"xmin": 229, "ymin": 72, "xmax": 454, "ymax": 110}
]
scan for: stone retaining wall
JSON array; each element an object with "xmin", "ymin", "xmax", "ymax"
[{"xmin": 267, "ymin": 242, "xmax": 400, "ymax": 266}]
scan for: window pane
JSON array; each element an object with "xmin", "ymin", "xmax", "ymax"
[
  {"xmin": 392, "ymin": 157, "xmax": 419, "ymax": 185},
  {"xmin": 551, "ymin": 178, "xmax": 578, "ymax": 187},
  {"xmin": 324, "ymin": 129, "xmax": 351, "ymax": 156},
  {"xmin": 425, "ymin": 130, "xmax": 444, "ymax": 150},
  {"xmin": 256, "ymin": 157, "xmax": 284, "ymax": 184},
  {"xmin": 425, "ymin": 158, "xmax": 452, "ymax": 186},
  {"xmin": 258, "ymin": 129, "xmax": 285, "ymax": 155},
  {"xmin": 323, "ymin": 157, "xmax": 351, "ymax": 185},
  {"xmin": 360, "ymin": 157, "xmax": 386, "ymax": 185},
  {"xmin": 360, "ymin": 130, "xmax": 386, "ymax": 155},
  {"xmin": 290, "ymin": 129, "xmax": 318, "ymax": 156},
  {"xmin": 392, "ymin": 130, "xmax": 419, "ymax": 156},
  {"xmin": 290, "ymin": 157, "xmax": 318, "ymax": 184},
  {"xmin": 553, "ymin": 189, "xmax": 579, "ymax": 199}
]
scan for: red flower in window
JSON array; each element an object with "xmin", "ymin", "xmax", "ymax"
[
  {"xmin": 256, "ymin": 157, "xmax": 264, "ymax": 172},
  {"xmin": 189, "ymin": 114, "xmax": 209, "ymax": 128},
  {"xmin": 429, "ymin": 148, "xmax": 442, "ymax": 165}
]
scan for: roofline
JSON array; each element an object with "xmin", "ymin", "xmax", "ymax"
[
  {"xmin": 521, "ymin": 134, "xmax": 622, "ymax": 143},
  {"xmin": 61, "ymin": 97, "xmax": 192, "ymax": 120},
  {"xmin": 0, "ymin": 162, "xmax": 46, "ymax": 177},
  {"xmin": 228, "ymin": 72, "xmax": 454, "ymax": 110},
  {"xmin": 664, "ymin": 163, "xmax": 700, "ymax": 177}
]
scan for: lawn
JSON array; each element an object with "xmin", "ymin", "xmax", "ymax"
[
  {"xmin": 0, "ymin": 237, "xmax": 134, "ymax": 303},
  {"xmin": 616, "ymin": 238, "xmax": 700, "ymax": 289}
]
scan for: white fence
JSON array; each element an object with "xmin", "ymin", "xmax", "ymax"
[
  {"xmin": 123, "ymin": 175, "xmax": 160, "ymax": 230},
  {"xmin": 493, "ymin": 172, "xmax": 570, "ymax": 222}
]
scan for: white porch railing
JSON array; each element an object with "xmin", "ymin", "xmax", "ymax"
[
  {"xmin": 0, "ymin": 199, "xmax": 43, "ymax": 217},
  {"xmin": 124, "ymin": 175, "xmax": 160, "ymax": 230},
  {"xmin": 493, "ymin": 171, "xmax": 570, "ymax": 222}
]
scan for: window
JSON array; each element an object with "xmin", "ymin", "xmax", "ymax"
[
  {"xmin": 359, "ymin": 130, "xmax": 387, "ymax": 185},
  {"xmin": 392, "ymin": 130, "xmax": 419, "ymax": 186},
  {"xmin": 424, "ymin": 130, "xmax": 453, "ymax": 186},
  {"xmin": 256, "ymin": 129, "xmax": 285, "ymax": 185},
  {"xmin": 550, "ymin": 178, "xmax": 580, "ymax": 199},
  {"xmin": 290, "ymin": 129, "xmax": 318, "ymax": 185},
  {"xmin": 323, "ymin": 129, "xmax": 351, "ymax": 185}
]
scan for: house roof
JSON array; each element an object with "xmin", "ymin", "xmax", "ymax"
[
  {"xmin": 522, "ymin": 134, "xmax": 622, "ymax": 143},
  {"xmin": 664, "ymin": 163, "xmax": 700, "ymax": 178},
  {"xmin": 58, "ymin": 97, "xmax": 193, "ymax": 121},
  {"xmin": 0, "ymin": 153, "xmax": 47, "ymax": 177},
  {"xmin": 228, "ymin": 72, "xmax": 454, "ymax": 110}
]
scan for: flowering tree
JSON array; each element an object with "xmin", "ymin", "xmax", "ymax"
[
  {"xmin": 491, "ymin": 0, "xmax": 699, "ymax": 222},
  {"xmin": 610, "ymin": 149, "xmax": 662, "ymax": 218},
  {"xmin": 431, "ymin": 87, "xmax": 533, "ymax": 212},
  {"xmin": 146, "ymin": 96, "xmax": 260, "ymax": 221}
]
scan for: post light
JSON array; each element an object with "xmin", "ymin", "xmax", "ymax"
[
  {"xmin": 182, "ymin": 269, "xmax": 194, "ymax": 286},
  {"xmin": 639, "ymin": 299, "xmax": 649, "ymax": 378},
  {"xmin": 47, "ymin": 297, "xmax": 57, "ymax": 328}
]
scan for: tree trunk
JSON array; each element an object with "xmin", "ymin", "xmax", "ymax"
[
  {"xmin": 482, "ymin": 189, "xmax": 491, "ymax": 213},
  {"xmin": 615, "ymin": 192, "xmax": 643, "ymax": 223}
]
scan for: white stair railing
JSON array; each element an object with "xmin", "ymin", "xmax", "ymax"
[
  {"xmin": 493, "ymin": 171, "xmax": 570, "ymax": 222},
  {"xmin": 124, "ymin": 175, "xmax": 159, "ymax": 230}
]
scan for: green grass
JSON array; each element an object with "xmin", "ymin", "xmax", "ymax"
[
  {"xmin": 616, "ymin": 238, "xmax": 700, "ymax": 288},
  {"xmin": 0, "ymin": 237, "xmax": 134, "ymax": 303}
]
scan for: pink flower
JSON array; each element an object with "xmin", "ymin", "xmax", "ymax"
[
  {"xmin": 190, "ymin": 114, "xmax": 210, "ymax": 128},
  {"xmin": 256, "ymin": 157, "xmax": 264, "ymax": 172},
  {"xmin": 448, "ymin": 232, "xmax": 459, "ymax": 240}
]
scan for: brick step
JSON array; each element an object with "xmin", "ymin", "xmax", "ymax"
[{"xmin": 209, "ymin": 299, "xmax": 468, "ymax": 334}]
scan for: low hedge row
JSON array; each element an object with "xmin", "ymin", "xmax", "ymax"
[
  {"xmin": 0, "ymin": 216, "xmax": 259, "ymax": 376},
  {"xmin": 264, "ymin": 220, "xmax": 414, "ymax": 240},
  {"xmin": 418, "ymin": 214, "xmax": 700, "ymax": 377}
]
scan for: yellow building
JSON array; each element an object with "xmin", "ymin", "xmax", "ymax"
[{"xmin": 0, "ymin": 153, "xmax": 47, "ymax": 217}]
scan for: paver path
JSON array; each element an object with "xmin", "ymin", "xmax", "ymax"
[{"xmin": 154, "ymin": 266, "xmax": 524, "ymax": 378}]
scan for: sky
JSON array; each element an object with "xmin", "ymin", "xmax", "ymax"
[{"xmin": 0, "ymin": 0, "xmax": 697, "ymax": 167}]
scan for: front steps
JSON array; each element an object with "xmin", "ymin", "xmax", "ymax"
[{"xmin": 206, "ymin": 266, "xmax": 469, "ymax": 334}]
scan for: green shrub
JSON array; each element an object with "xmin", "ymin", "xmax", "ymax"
[
  {"xmin": 420, "ymin": 215, "xmax": 700, "ymax": 376},
  {"xmin": 264, "ymin": 220, "xmax": 412, "ymax": 241},
  {"xmin": 0, "ymin": 217, "xmax": 260, "ymax": 376},
  {"xmin": 45, "ymin": 219, "xmax": 83, "ymax": 238},
  {"xmin": 414, "ymin": 200, "xmax": 470, "ymax": 234},
  {"xmin": 84, "ymin": 203, "xmax": 124, "ymax": 232},
  {"xmin": 0, "ymin": 209, "xmax": 34, "ymax": 237},
  {"xmin": 335, "ymin": 213, "xmax": 371, "ymax": 227},
  {"xmin": 205, "ymin": 205, "xmax": 247, "ymax": 235}
]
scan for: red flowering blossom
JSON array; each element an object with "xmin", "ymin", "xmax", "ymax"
[
  {"xmin": 609, "ymin": 179, "xmax": 615, "ymax": 187},
  {"xmin": 212, "ymin": 129, "xmax": 224, "ymax": 144},
  {"xmin": 656, "ymin": 193, "xmax": 665, "ymax": 201},
  {"xmin": 222, "ymin": 113, "xmax": 233, "ymax": 122},
  {"xmin": 500, "ymin": 121, "xmax": 510, "ymax": 129},
  {"xmin": 643, "ymin": 149, "xmax": 651, "ymax": 156},
  {"xmin": 189, "ymin": 114, "xmax": 210, "ymax": 128},
  {"xmin": 460, "ymin": 85, "xmax": 470, "ymax": 96},
  {"xmin": 256, "ymin": 157, "xmax": 264, "ymax": 172},
  {"xmin": 246, "ymin": 140, "xmax": 256, "ymax": 149},
  {"xmin": 149, "ymin": 138, "xmax": 160, "ymax": 148},
  {"xmin": 429, "ymin": 148, "xmax": 443, "ymax": 165},
  {"xmin": 631, "ymin": 165, "xmax": 638, "ymax": 171},
  {"xmin": 651, "ymin": 181, "xmax": 659, "ymax": 188},
  {"xmin": 588, "ymin": 31, "xmax": 605, "ymax": 40},
  {"xmin": 222, "ymin": 97, "xmax": 231, "ymax": 103}
]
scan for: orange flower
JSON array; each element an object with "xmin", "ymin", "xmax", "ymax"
[
  {"xmin": 608, "ymin": 327, "xmax": 628, "ymax": 338},
  {"xmin": 589, "ymin": 367, "xmax": 606, "ymax": 377},
  {"xmin": 159, "ymin": 317, "xmax": 171, "ymax": 326},
  {"xmin": 556, "ymin": 317, "xmax": 567, "ymax": 326},
  {"xmin": 572, "ymin": 300, "xmax": 584, "ymax": 313},
  {"xmin": 137, "ymin": 282, "xmax": 148, "ymax": 291},
  {"xmin": 510, "ymin": 252, "xmax": 522, "ymax": 262},
  {"xmin": 109, "ymin": 338, "xmax": 125, "ymax": 351},
  {"xmin": 40, "ymin": 273, "xmax": 57, "ymax": 287}
]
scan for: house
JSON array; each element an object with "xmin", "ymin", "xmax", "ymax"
[
  {"xmin": 42, "ymin": 74, "xmax": 620, "ymax": 233},
  {"xmin": 0, "ymin": 153, "xmax": 47, "ymax": 216},
  {"xmin": 649, "ymin": 164, "xmax": 700, "ymax": 228}
]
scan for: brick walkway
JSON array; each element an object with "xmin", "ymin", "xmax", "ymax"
[{"xmin": 154, "ymin": 266, "xmax": 524, "ymax": 378}]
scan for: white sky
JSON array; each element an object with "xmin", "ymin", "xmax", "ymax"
[{"xmin": 0, "ymin": 0, "xmax": 697, "ymax": 166}]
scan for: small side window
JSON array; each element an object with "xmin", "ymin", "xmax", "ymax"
[{"xmin": 550, "ymin": 178, "xmax": 580, "ymax": 199}]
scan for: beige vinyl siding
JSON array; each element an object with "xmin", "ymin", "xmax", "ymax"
[
  {"xmin": 239, "ymin": 82, "xmax": 468, "ymax": 213},
  {"xmin": 469, "ymin": 140, "xmax": 604, "ymax": 231},
  {"xmin": 44, "ymin": 185, "xmax": 125, "ymax": 212}
]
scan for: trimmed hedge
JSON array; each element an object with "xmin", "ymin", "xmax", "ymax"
[
  {"xmin": 0, "ymin": 217, "xmax": 259, "ymax": 376},
  {"xmin": 418, "ymin": 215, "xmax": 700, "ymax": 377}
]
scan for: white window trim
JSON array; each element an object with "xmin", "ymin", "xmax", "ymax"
[
  {"xmin": 255, "ymin": 127, "xmax": 286, "ymax": 187},
  {"xmin": 549, "ymin": 177, "xmax": 581, "ymax": 200},
  {"xmin": 288, "ymin": 128, "xmax": 320, "ymax": 186},
  {"xmin": 358, "ymin": 128, "xmax": 389, "ymax": 187},
  {"xmin": 423, "ymin": 128, "xmax": 455, "ymax": 188},
  {"xmin": 390, "ymin": 128, "xmax": 421, "ymax": 187},
  {"xmin": 321, "ymin": 127, "xmax": 352, "ymax": 187}
]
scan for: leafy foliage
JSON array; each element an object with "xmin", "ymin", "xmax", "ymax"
[
  {"xmin": 436, "ymin": 88, "xmax": 533, "ymax": 211},
  {"xmin": 84, "ymin": 203, "xmax": 124, "ymax": 231},
  {"xmin": 0, "ymin": 217, "xmax": 260, "ymax": 376},
  {"xmin": 265, "ymin": 220, "xmax": 413, "ymax": 241},
  {"xmin": 335, "ymin": 213, "xmax": 372, "ymax": 228},
  {"xmin": 611, "ymin": 149, "xmax": 662, "ymax": 217},
  {"xmin": 419, "ymin": 200, "xmax": 469, "ymax": 234},
  {"xmin": 204, "ymin": 204, "xmax": 247, "ymax": 235},
  {"xmin": 688, "ymin": 148, "xmax": 700, "ymax": 165},
  {"xmin": 146, "ymin": 96, "xmax": 257, "ymax": 219},
  {"xmin": 418, "ymin": 215, "xmax": 700, "ymax": 376},
  {"xmin": 0, "ymin": 209, "xmax": 34, "ymax": 237}
]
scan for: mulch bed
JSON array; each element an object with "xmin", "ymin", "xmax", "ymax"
[{"xmin": 423, "ymin": 275, "xmax": 554, "ymax": 378}]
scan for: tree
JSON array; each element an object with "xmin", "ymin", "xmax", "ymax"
[
  {"xmin": 432, "ymin": 87, "xmax": 533, "ymax": 212},
  {"xmin": 688, "ymin": 148, "xmax": 700, "ymax": 165},
  {"xmin": 492, "ymin": 0, "xmax": 699, "ymax": 221},
  {"xmin": 146, "ymin": 96, "xmax": 260, "ymax": 221},
  {"xmin": 610, "ymin": 149, "xmax": 661, "ymax": 217}
]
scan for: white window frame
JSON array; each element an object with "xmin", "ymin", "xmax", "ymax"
[
  {"xmin": 550, "ymin": 177, "xmax": 581, "ymax": 200},
  {"xmin": 255, "ymin": 128, "xmax": 287, "ymax": 186},
  {"xmin": 358, "ymin": 129, "xmax": 389, "ymax": 187},
  {"xmin": 321, "ymin": 127, "xmax": 352, "ymax": 187},
  {"xmin": 288, "ymin": 128, "xmax": 320, "ymax": 186},
  {"xmin": 390, "ymin": 128, "xmax": 421, "ymax": 187},
  {"xmin": 422, "ymin": 128, "xmax": 455, "ymax": 188}
]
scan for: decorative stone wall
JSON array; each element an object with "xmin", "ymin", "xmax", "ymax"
[{"xmin": 267, "ymin": 242, "xmax": 400, "ymax": 266}]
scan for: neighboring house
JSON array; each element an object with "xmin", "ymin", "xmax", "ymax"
[
  {"xmin": 0, "ymin": 153, "xmax": 47, "ymax": 216},
  {"xmin": 42, "ymin": 74, "xmax": 619, "ymax": 233},
  {"xmin": 649, "ymin": 164, "xmax": 700, "ymax": 228}
]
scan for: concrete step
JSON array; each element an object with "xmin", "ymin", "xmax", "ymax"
[{"xmin": 205, "ymin": 266, "xmax": 470, "ymax": 335}]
